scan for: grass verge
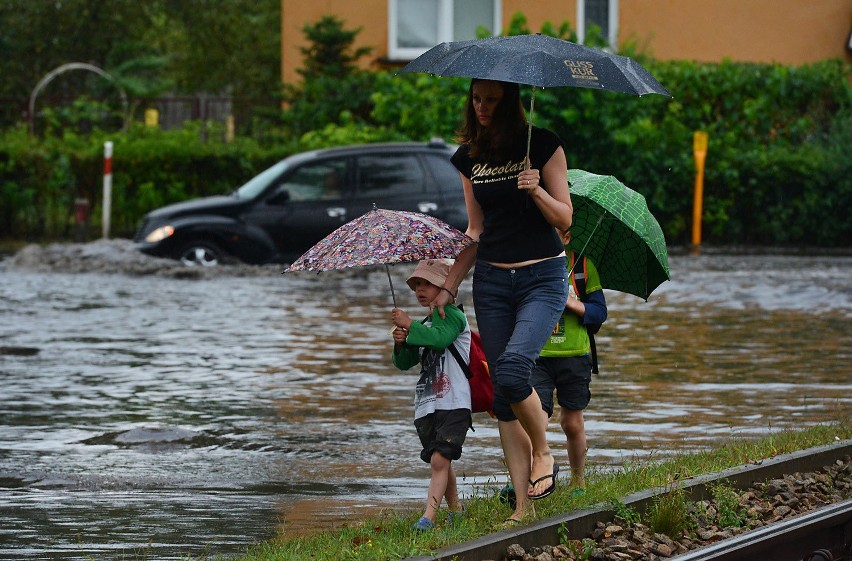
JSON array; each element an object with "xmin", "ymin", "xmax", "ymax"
[{"xmin": 225, "ymin": 421, "xmax": 851, "ymax": 561}]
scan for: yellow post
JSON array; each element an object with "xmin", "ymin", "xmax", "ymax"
[
  {"xmin": 226, "ymin": 115, "xmax": 235, "ymax": 143},
  {"xmin": 691, "ymin": 131, "xmax": 708, "ymax": 253},
  {"xmin": 144, "ymin": 108, "xmax": 159, "ymax": 128}
]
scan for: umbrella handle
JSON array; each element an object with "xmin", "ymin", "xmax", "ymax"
[
  {"xmin": 525, "ymin": 86, "xmax": 536, "ymax": 167},
  {"xmin": 522, "ymin": 87, "xmax": 537, "ymax": 210},
  {"xmin": 386, "ymin": 264, "xmax": 397, "ymax": 308}
]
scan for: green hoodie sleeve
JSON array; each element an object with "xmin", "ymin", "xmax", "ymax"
[
  {"xmin": 392, "ymin": 342, "xmax": 420, "ymax": 371},
  {"xmin": 404, "ymin": 305, "xmax": 467, "ymax": 350}
]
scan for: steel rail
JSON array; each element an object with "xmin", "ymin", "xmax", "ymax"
[
  {"xmin": 403, "ymin": 439, "xmax": 852, "ymax": 561},
  {"xmin": 674, "ymin": 499, "xmax": 852, "ymax": 561}
]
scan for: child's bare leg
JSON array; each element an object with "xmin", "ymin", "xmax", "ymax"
[
  {"xmin": 444, "ymin": 463, "xmax": 462, "ymax": 511},
  {"xmin": 560, "ymin": 408, "xmax": 586, "ymax": 488},
  {"xmin": 423, "ymin": 451, "xmax": 451, "ymax": 521}
]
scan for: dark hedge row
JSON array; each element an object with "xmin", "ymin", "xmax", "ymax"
[
  {"xmin": 0, "ymin": 122, "xmax": 291, "ymax": 239},
  {"xmin": 1, "ymin": 59, "xmax": 849, "ymax": 246}
]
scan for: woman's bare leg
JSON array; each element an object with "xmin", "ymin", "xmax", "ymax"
[
  {"xmin": 511, "ymin": 392, "xmax": 555, "ymax": 498},
  {"xmin": 498, "ymin": 419, "xmax": 533, "ymax": 521}
]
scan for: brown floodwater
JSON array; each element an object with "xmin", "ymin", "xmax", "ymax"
[{"xmin": 0, "ymin": 243, "xmax": 849, "ymax": 559}]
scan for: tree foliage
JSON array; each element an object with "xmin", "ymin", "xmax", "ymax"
[
  {"xmin": 280, "ymin": 15, "xmax": 376, "ymax": 138},
  {"xmin": 0, "ymin": 9, "xmax": 849, "ymax": 247},
  {"xmin": 0, "ymin": 0, "xmax": 281, "ymax": 99},
  {"xmin": 297, "ymin": 15, "xmax": 373, "ymax": 80}
]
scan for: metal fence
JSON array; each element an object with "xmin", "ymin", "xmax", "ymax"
[{"xmin": 0, "ymin": 95, "xmax": 280, "ymax": 133}]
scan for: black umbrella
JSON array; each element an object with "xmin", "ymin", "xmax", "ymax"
[{"xmin": 400, "ymin": 33, "xmax": 671, "ymax": 158}]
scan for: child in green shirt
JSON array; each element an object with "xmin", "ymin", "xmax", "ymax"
[{"xmin": 391, "ymin": 258, "xmax": 472, "ymax": 531}]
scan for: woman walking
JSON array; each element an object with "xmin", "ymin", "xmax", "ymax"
[{"xmin": 431, "ymin": 78, "xmax": 573, "ymax": 526}]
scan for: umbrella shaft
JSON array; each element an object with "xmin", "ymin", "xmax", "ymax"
[
  {"xmin": 525, "ymin": 87, "xmax": 536, "ymax": 167},
  {"xmin": 386, "ymin": 264, "xmax": 397, "ymax": 307},
  {"xmin": 572, "ymin": 212, "xmax": 606, "ymax": 273}
]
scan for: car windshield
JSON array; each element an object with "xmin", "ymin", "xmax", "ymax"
[{"xmin": 233, "ymin": 160, "xmax": 290, "ymax": 199}]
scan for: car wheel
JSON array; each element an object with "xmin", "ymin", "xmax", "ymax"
[{"xmin": 176, "ymin": 241, "xmax": 223, "ymax": 267}]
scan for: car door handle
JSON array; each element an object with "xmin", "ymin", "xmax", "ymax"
[
  {"xmin": 326, "ymin": 207, "xmax": 346, "ymax": 219},
  {"xmin": 417, "ymin": 202, "xmax": 438, "ymax": 213}
]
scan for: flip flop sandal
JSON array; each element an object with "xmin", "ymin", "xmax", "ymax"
[
  {"xmin": 529, "ymin": 463, "xmax": 560, "ymax": 500},
  {"xmin": 501, "ymin": 517, "xmax": 524, "ymax": 529}
]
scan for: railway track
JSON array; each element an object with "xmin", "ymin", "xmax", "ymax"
[
  {"xmin": 403, "ymin": 440, "xmax": 852, "ymax": 561},
  {"xmin": 674, "ymin": 499, "xmax": 851, "ymax": 561}
]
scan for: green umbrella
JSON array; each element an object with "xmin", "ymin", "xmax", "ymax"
[{"xmin": 566, "ymin": 169, "xmax": 670, "ymax": 300}]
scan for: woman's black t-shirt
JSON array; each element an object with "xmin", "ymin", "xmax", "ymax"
[{"xmin": 451, "ymin": 126, "xmax": 565, "ymax": 263}]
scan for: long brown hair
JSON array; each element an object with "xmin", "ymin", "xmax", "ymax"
[{"xmin": 455, "ymin": 79, "xmax": 527, "ymax": 161}]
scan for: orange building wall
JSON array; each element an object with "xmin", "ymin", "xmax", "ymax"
[
  {"xmin": 282, "ymin": 0, "xmax": 582, "ymax": 84},
  {"xmin": 282, "ymin": 0, "xmax": 389, "ymax": 84},
  {"xmin": 503, "ymin": 0, "xmax": 578, "ymax": 33},
  {"xmin": 282, "ymin": 0, "xmax": 851, "ymax": 84},
  {"xmin": 619, "ymin": 0, "xmax": 851, "ymax": 65}
]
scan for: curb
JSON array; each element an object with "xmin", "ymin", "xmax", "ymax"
[{"xmin": 402, "ymin": 439, "xmax": 852, "ymax": 561}]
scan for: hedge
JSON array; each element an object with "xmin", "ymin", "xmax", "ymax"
[{"xmin": 0, "ymin": 58, "xmax": 849, "ymax": 246}]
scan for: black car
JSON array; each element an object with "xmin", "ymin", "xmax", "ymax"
[{"xmin": 134, "ymin": 140, "xmax": 468, "ymax": 265}]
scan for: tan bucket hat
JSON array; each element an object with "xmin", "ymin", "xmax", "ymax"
[{"xmin": 406, "ymin": 259, "xmax": 454, "ymax": 291}]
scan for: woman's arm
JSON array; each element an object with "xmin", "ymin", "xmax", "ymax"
[
  {"xmin": 518, "ymin": 146, "xmax": 573, "ymax": 232},
  {"xmin": 431, "ymin": 173, "xmax": 480, "ymax": 318}
]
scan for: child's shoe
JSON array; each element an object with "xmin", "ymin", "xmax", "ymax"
[
  {"xmin": 411, "ymin": 516, "xmax": 434, "ymax": 531},
  {"xmin": 498, "ymin": 483, "xmax": 516, "ymax": 510},
  {"xmin": 447, "ymin": 506, "xmax": 466, "ymax": 526}
]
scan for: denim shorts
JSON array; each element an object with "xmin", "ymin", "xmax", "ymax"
[
  {"xmin": 472, "ymin": 257, "xmax": 569, "ymax": 422},
  {"xmin": 531, "ymin": 355, "xmax": 593, "ymax": 416}
]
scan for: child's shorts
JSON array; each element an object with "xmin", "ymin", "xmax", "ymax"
[
  {"xmin": 414, "ymin": 409, "xmax": 470, "ymax": 463},
  {"xmin": 531, "ymin": 355, "xmax": 593, "ymax": 416}
]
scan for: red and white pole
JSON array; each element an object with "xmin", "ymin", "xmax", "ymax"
[{"xmin": 102, "ymin": 141, "xmax": 113, "ymax": 239}]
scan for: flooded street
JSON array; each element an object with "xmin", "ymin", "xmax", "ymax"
[{"xmin": 1, "ymin": 241, "xmax": 850, "ymax": 560}]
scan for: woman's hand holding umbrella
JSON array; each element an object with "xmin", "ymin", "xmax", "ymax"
[{"xmin": 517, "ymin": 166, "xmax": 541, "ymax": 193}]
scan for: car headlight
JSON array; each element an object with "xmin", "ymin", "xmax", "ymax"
[{"xmin": 145, "ymin": 225, "xmax": 175, "ymax": 243}]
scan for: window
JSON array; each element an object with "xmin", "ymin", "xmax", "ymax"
[
  {"xmin": 423, "ymin": 153, "xmax": 461, "ymax": 193},
  {"xmin": 280, "ymin": 159, "xmax": 348, "ymax": 202},
  {"xmin": 576, "ymin": 0, "xmax": 619, "ymax": 49},
  {"xmin": 355, "ymin": 154, "xmax": 424, "ymax": 198},
  {"xmin": 389, "ymin": 0, "xmax": 501, "ymax": 60}
]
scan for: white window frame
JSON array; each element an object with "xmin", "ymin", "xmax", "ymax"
[
  {"xmin": 576, "ymin": 0, "xmax": 619, "ymax": 50},
  {"xmin": 388, "ymin": 0, "xmax": 502, "ymax": 61}
]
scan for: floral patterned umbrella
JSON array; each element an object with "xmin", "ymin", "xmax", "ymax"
[{"xmin": 284, "ymin": 207, "xmax": 475, "ymax": 306}]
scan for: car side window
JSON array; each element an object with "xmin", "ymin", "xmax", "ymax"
[
  {"xmin": 278, "ymin": 159, "xmax": 348, "ymax": 202},
  {"xmin": 355, "ymin": 154, "xmax": 425, "ymax": 198},
  {"xmin": 423, "ymin": 153, "xmax": 463, "ymax": 193}
]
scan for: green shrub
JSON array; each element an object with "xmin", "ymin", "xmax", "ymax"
[
  {"xmin": 367, "ymin": 48, "xmax": 851, "ymax": 247},
  {"xmin": 0, "ymin": 124, "xmax": 288, "ymax": 239},
  {"xmin": 1, "ymin": 44, "xmax": 849, "ymax": 246},
  {"xmin": 608, "ymin": 498, "xmax": 641, "ymax": 526},
  {"xmin": 711, "ymin": 482, "xmax": 748, "ymax": 529},
  {"xmin": 647, "ymin": 486, "xmax": 691, "ymax": 539}
]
